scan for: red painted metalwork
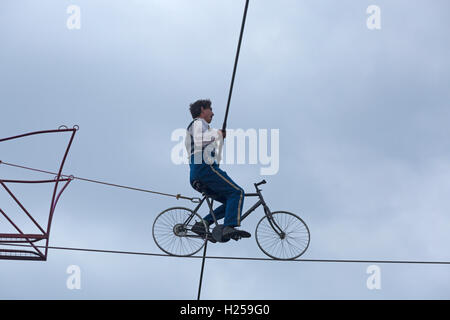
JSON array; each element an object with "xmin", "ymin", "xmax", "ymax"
[{"xmin": 0, "ymin": 126, "xmax": 77, "ymax": 261}]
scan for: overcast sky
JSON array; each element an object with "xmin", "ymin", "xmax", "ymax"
[{"xmin": 1, "ymin": 0, "xmax": 450, "ymax": 299}]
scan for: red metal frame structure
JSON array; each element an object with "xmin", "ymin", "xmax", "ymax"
[{"xmin": 0, "ymin": 126, "xmax": 78, "ymax": 261}]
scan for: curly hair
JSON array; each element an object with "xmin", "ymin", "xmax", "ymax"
[{"xmin": 189, "ymin": 99, "xmax": 211, "ymax": 119}]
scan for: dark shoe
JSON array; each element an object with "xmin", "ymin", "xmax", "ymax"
[
  {"xmin": 206, "ymin": 233, "xmax": 217, "ymax": 243},
  {"xmin": 191, "ymin": 221, "xmax": 208, "ymax": 236},
  {"xmin": 222, "ymin": 226, "xmax": 251, "ymax": 241},
  {"xmin": 192, "ymin": 221, "xmax": 216, "ymax": 243}
]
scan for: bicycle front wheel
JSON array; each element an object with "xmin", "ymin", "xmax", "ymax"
[
  {"xmin": 255, "ymin": 211, "xmax": 310, "ymax": 260},
  {"xmin": 152, "ymin": 207, "xmax": 207, "ymax": 257}
]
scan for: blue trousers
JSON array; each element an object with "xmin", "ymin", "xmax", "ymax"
[{"xmin": 190, "ymin": 159, "xmax": 244, "ymax": 227}]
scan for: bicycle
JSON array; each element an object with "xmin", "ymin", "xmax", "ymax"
[{"xmin": 152, "ymin": 180, "xmax": 310, "ymax": 260}]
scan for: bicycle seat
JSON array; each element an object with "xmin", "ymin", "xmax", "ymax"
[{"xmin": 192, "ymin": 180, "xmax": 215, "ymax": 197}]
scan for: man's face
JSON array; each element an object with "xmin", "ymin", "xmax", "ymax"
[{"xmin": 201, "ymin": 106, "xmax": 214, "ymax": 123}]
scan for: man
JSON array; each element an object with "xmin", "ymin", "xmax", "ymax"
[{"xmin": 185, "ymin": 99, "xmax": 250, "ymax": 241}]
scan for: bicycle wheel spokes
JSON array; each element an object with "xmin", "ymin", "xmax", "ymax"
[
  {"xmin": 256, "ymin": 211, "xmax": 310, "ymax": 260},
  {"xmin": 152, "ymin": 207, "xmax": 206, "ymax": 256}
]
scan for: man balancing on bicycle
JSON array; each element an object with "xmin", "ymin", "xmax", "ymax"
[{"xmin": 185, "ymin": 99, "xmax": 251, "ymax": 241}]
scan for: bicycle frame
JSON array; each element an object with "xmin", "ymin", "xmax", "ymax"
[{"xmin": 184, "ymin": 181, "xmax": 285, "ymax": 236}]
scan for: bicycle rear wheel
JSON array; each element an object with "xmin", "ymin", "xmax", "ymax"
[
  {"xmin": 255, "ymin": 211, "xmax": 310, "ymax": 260},
  {"xmin": 152, "ymin": 207, "xmax": 207, "ymax": 256}
]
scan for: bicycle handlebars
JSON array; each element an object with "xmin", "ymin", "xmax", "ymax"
[{"xmin": 255, "ymin": 180, "xmax": 267, "ymax": 187}]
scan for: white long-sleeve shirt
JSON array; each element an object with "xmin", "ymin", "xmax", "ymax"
[{"xmin": 185, "ymin": 118, "xmax": 220, "ymax": 156}]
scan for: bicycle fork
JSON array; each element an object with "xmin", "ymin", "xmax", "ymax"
[{"xmin": 263, "ymin": 204, "xmax": 285, "ymax": 239}]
